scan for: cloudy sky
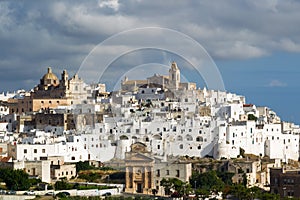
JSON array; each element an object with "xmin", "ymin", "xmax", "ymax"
[{"xmin": 1, "ymin": 0, "xmax": 300, "ymax": 123}]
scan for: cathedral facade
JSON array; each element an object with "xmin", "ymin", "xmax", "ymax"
[{"xmin": 9, "ymin": 67, "xmax": 88, "ymax": 114}]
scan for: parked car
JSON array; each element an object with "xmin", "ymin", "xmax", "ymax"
[
  {"xmin": 102, "ymin": 192, "xmax": 112, "ymax": 196},
  {"xmin": 24, "ymin": 190, "xmax": 35, "ymax": 195},
  {"xmin": 6, "ymin": 190, "xmax": 16, "ymax": 195},
  {"xmin": 56, "ymin": 191, "xmax": 70, "ymax": 197},
  {"xmin": 0, "ymin": 190, "xmax": 6, "ymax": 195}
]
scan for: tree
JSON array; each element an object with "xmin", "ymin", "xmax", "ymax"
[
  {"xmin": 160, "ymin": 178, "xmax": 172, "ymax": 195},
  {"xmin": 160, "ymin": 178, "xmax": 191, "ymax": 197},
  {"xmin": 216, "ymin": 171, "xmax": 234, "ymax": 185},
  {"xmin": 229, "ymin": 184, "xmax": 248, "ymax": 199},
  {"xmin": 54, "ymin": 179, "xmax": 73, "ymax": 190},
  {"xmin": 248, "ymin": 114, "xmax": 257, "ymax": 121},
  {"xmin": 190, "ymin": 170, "xmax": 224, "ymax": 193},
  {"xmin": 0, "ymin": 168, "xmax": 31, "ymax": 190},
  {"xmin": 75, "ymin": 161, "xmax": 94, "ymax": 173}
]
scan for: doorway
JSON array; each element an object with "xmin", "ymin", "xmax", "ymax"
[{"xmin": 137, "ymin": 183, "xmax": 143, "ymax": 193}]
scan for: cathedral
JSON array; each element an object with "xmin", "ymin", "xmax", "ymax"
[
  {"xmin": 121, "ymin": 62, "xmax": 196, "ymax": 92},
  {"xmin": 9, "ymin": 67, "xmax": 88, "ymax": 114}
]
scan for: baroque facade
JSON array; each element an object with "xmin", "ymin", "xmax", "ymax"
[
  {"xmin": 124, "ymin": 142, "xmax": 192, "ymax": 195},
  {"xmin": 9, "ymin": 67, "xmax": 88, "ymax": 114}
]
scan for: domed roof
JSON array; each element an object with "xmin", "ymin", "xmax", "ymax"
[{"xmin": 42, "ymin": 67, "xmax": 59, "ymax": 86}]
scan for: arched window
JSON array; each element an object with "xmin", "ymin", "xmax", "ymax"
[
  {"xmin": 153, "ymin": 134, "xmax": 162, "ymax": 140},
  {"xmin": 120, "ymin": 135, "xmax": 129, "ymax": 140},
  {"xmin": 179, "ymin": 144, "xmax": 183, "ymax": 149}
]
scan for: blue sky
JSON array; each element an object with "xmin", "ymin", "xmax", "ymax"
[{"xmin": 1, "ymin": 0, "xmax": 300, "ymax": 123}]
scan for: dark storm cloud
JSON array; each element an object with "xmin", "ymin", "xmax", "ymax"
[{"xmin": 1, "ymin": 0, "xmax": 300, "ymax": 91}]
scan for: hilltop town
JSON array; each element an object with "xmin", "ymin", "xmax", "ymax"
[{"xmin": 0, "ymin": 62, "xmax": 299, "ymax": 198}]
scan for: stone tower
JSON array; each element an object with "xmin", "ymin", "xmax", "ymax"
[{"xmin": 168, "ymin": 61, "xmax": 180, "ymax": 90}]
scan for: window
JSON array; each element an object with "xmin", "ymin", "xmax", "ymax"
[
  {"xmin": 157, "ymin": 145, "xmax": 160, "ymax": 149},
  {"xmin": 166, "ymin": 170, "xmax": 169, "ymax": 175},
  {"xmin": 156, "ymin": 170, "xmax": 160, "ymax": 177},
  {"xmin": 34, "ymin": 149, "xmax": 37, "ymax": 153},
  {"xmin": 179, "ymin": 144, "xmax": 183, "ymax": 149},
  {"xmin": 186, "ymin": 134, "xmax": 193, "ymax": 141},
  {"xmin": 42, "ymin": 149, "xmax": 45, "ymax": 153},
  {"xmin": 24, "ymin": 149, "xmax": 27, "ymax": 154},
  {"xmin": 176, "ymin": 170, "xmax": 180, "ymax": 177}
]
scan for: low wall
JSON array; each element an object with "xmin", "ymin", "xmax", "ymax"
[{"xmin": 0, "ymin": 195, "xmax": 35, "ymax": 200}]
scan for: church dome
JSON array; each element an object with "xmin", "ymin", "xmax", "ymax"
[{"xmin": 42, "ymin": 67, "xmax": 59, "ymax": 86}]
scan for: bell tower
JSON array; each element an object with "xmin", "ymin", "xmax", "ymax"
[
  {"xmin": 168, "ymin": 61, "xmax": 180, "ymax": 90},
  {"xmin": 61, "ymin": 70, "xmax": 69, "ymax": 89}
]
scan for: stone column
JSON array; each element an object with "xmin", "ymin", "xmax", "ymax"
[
  {"xmin": 144, "ymin": 167, "xmax": 148, "ymax": 189},
  {"xmin": 126, "ymin": 166, "xmax": 130, "ymax": 189}
]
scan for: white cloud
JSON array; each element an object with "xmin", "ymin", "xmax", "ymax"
[
  {"xmin": 98, "ymin": 0, "xmax": 120, "ymax": 11},
  {"xmin": 280, "ymin": 38, "xmax": 300, "ymax": 53},
  {"xmin": 214, "ymin": 41, "xmax": 268, "ymax": 59},
  {"xmin": 1, "ymin": 0, "xmax": 300, "ymax": 91}
]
